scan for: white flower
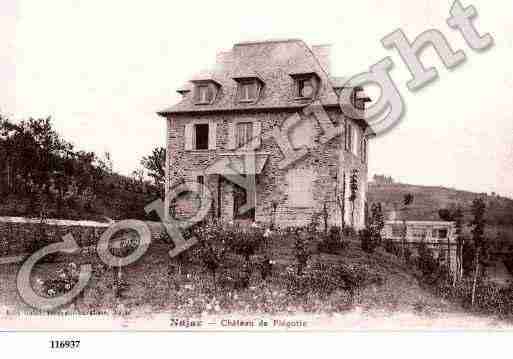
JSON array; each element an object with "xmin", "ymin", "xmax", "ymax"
[
  {"xmin": 214, "ymin": 304, "xmax": 221, "ymax": 312},
  {"xmin": 65, "ymin": 283, "xmax": 71, "ymax": 290},
  {"xmin": 263, "ymin": 228, "xmax": 272, "ymax": 238},
  {"xmin": 47, "ymin": 289, "xmax": 56, "ymax": 296}
]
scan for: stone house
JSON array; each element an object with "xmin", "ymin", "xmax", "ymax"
[{"xmin": 158, "ymin": 39, "xmax": 372, "ymax": 229}]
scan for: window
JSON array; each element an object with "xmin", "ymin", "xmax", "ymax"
[
  {"xmin": 291, "ymin": 73, "xmax": 319, "ymax": 100},
  {"xmin": 193, "ymin": 81, "xmax": 219, "ymax": 105},
  {"xmin": 236, "ymin": 122, "xmax": 253, "ymax": 148},
  {"xmin": 227, "ymin": 120, "xmax": 261, "ymax": 150},
  {"xmin": 185, "ymin": 122, "xmax": 216, "ymax": 151},
  {"xmin": 412, "ymin": 228, "xmax": 427, "ymax": 238},
  {"xmin": 197, "ymin": 85, "xmax": 210, "ymax": 104},
  {"xmin": 234, "ymin": 76, "xmax": 263, "ymax": 103},
  {"xmin": 194, "ymin": 123, "xmax": 209, "ymax": 150},
  {"xmin": 352, "ymin": 127, "xmax": 359, "ymax": 156},
  {"xmin": 238, "ymin": 82, "xmax": 258, "ymax": 102},
  {"xmin": 345, "ymin": 122, "xmax": 359, "ymax": 156},
  {"xmin": 297, "ymin": 78, "xmax": 314, "ymax": 98},
  {"xmin": 432, "ymin": 228, "xmax": 448, "ymax": 239}
]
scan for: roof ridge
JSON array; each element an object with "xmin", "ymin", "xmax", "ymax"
[{"xmin": 234, "ymin": 38, "xmax": 303, "ymax": 47}]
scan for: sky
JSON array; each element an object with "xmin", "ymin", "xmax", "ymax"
[{"xmin": 2, "ymin": 0, "xmax": 513, "ymax": 197}]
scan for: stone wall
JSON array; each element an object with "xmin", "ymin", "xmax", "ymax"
[
  {"xmin": 0, "ymin": 216, "xmax": 109, "ymax": 257},
  {"xmin": 166, "ymin": 106, "xmax": 368, "ymax": 229}
]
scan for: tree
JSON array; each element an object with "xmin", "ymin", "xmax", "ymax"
[
  {"xmin": 141, "ymin": 147, "xmax": 166, "ymax": 197},
  {"xmin": 453, "ymin": 206, "xmax": 464, "ymax": 282},
  {"xmin": 437, "ymin": 205, "xmax": 464, "ymax": 283},
  {"xmin": 399, "ymin": 193, "xmax": 413, "ymax": 259},
  {"xmin": 438, "ymin": 208, "xmax": 453, "ymax": 221},
  {"xmin": 368, "ymin": 202, "xmax": 385, "ymax": 245},
  {"xmin": 335, "ymin": 171, "xmax": 347, "ymax": 231},
  {"xmin": 470, "ymin": 198, "xmax": 486, "ymax": 307},
  {"xmin": 321, "ymin": 202, "xmax": 329, "ymax": 234},
  {"xmin": 349, "ymin": 169, "xmax": 359, "ymax": 228}
]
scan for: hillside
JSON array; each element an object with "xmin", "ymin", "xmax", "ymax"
[
  {"xmin": 0, "ymin": 231, "xmax": 465, "ymax": 324},
  {"xmin": 368, "ymin": 181, "xmax": 513, "ymax": 226},
  {"xmin": 0, "ymin": 172, "xmax": 161, "ymax": 222}
]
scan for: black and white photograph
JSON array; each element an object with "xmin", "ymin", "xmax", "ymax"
[{"xmin": 1, "ymin": 0, "xmax": 513, "ymax": 356}]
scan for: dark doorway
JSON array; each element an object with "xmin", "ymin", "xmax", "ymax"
[{"xmin": 233, "ymin": 181, "xmax": 255, "ymax": 220}]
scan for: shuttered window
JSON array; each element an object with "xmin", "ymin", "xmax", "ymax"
[
  {"xmin": 184, "ymin": 121, "xmax": 217, "ymax": 151},
  {"xmin": 228, "ymin": 120, "xmax": 262, "ymax": 150},
  {"xmin": 236, "ymin": 122, "xmax": 253, "ymax": 148}
]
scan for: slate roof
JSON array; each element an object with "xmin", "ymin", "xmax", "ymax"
[{"xmin": 158, "ymin": 39, "xmax": 344, "ymax": 116}]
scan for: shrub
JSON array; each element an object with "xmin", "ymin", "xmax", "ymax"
[
  {"xmin": 318, "ymin": 226, "xmax": 344, "ymax": 254},
  {"xmin": 260, "ymin": 255, "xmax": 273, "ymax": 281},
  {"xmin": 37, "ymin": 263, "xmax": 80, "ymax": 298},
  {"xmin": 26, "ymin": 221, "xmax": 57, "ymax": 262},
  {"xmin": 384, "ymin": 238, "xmax": 400, "ymax": 256},
  {"xmin": 414, "ymin": 242, "xmax": 451, "ymax": 286},
  {"xmin": 283, "ymin": 262, "xmax": 383, "ymax": 300},
  {"xmin": 436, "ymin": 279, "xmax": 513, "ymax": 317},
  {"xmin": 227, "ymin": 226, "xmax": 263, "ymax": 262},
  {"xmin": 359, "ymin": 228, "xmax": 377, "ymax": 254},
  {"xmin": 342, "ymin": 226, "xmax": 357, "ymax": 238},
  {"xmin": 307, "ymin": 212, "xmax": 321, "ymax": 233},
  {"xmin": 293, "ymin": 229, "xmax": 311, "ymax": 276}
]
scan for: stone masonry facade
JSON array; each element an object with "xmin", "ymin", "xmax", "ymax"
[{"xmin": 159, "ymin": 39, "xmax": 371, "ymax": 229}]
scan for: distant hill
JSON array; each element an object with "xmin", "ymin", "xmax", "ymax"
[{"xmin": 367, "ymin": 181, "xmax": 513, "ymax": 227}]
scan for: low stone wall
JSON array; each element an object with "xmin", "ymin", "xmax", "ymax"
[{"xmin": 0, "ymin": 216, "xmax": 110, "ymax": 257}]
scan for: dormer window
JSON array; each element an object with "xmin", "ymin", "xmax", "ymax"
[
  {"xmin": 192, "ymin": 80, "xmax": 220, "ymax": 105},
  {"xmin": 233, "ymin": 76, "xmax": 263, "ymax": 104},
  {"xmin": 290, "ymin": 73, "xmax": 320, "ymax": 100},
  {"xmin": 198, "ymin": 85, "xmax": 210, "ymax": 103},
  {"xmin": 297, "ymin": 78, "xmax": 314, "ymax": 98},
  {"xmin": 240, "ymin": 82, "xmax": 257, "ymax": 102}
]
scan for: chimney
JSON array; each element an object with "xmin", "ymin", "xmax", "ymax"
[{"xmin": 312, "ymin": 44, "xmax": 331, "ymax": 74}]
